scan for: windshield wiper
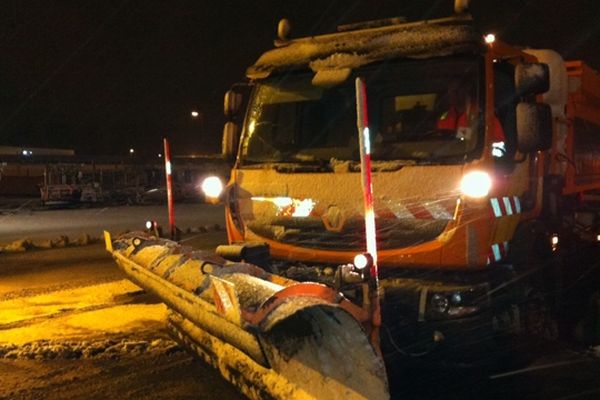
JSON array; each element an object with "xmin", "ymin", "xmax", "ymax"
[
  {"xmin": 274, "ymin": 161, "xmax": 333, "ymax": 173},
  {"xmin": 240, "ymin": 159, "xmax": 333, "ymax": 172}
]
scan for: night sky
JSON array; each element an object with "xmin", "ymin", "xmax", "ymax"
[{"xmin": 1, "ymin": 0, "xmax": 599, "ymax": 156}]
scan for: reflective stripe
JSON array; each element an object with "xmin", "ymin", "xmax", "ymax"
[
  {"xmin": 502, "ymin": 197, "xmax": 513, "ymax": 215},
  {"xmin": 490, "ymin": 198, "xmax": 502, "ymax": 217},
  {"xmin": 492, "ymin": 243, "xmax": 502, "ymax": 261},
  {"xmin": 488, "ymin": 241, "xmax": 510, "ymax": 265},
  {"xmin": 425, "ymin": 202, "xmax": 454, "ymax": 220},
  {"xmin": 513, "ymin": 196, "xmax": 521, "ymax": 213},
  {"xmin": 490, "ymin": 196, "xmax": 522, "ymax": 218}
]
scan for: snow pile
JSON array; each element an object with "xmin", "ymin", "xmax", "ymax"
[
  {"xmin": 0, "ymin": 234, "xmax": 100, "ymax": 253},
  {"xmin": 0, "ymin": 338, "xmax": 181, "ymax": 360},
  {"xmin": 248, "ymin": 22, "xmax": 481, "ymax": 78}
]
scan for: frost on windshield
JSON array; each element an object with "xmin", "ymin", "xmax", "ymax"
[{"xmin": 242, "ymin": 57, "xmax": 482, "ymax": 165}]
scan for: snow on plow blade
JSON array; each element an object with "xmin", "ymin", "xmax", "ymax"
[{"xmin": 104, "ymin": 231, "xmax": 389, "ymax": 400}]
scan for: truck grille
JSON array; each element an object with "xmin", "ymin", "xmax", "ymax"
[{"xmin": 247, "ymin": 217, "xmax": 449, "ymax": 251}]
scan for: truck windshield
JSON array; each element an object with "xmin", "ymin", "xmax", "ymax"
[{"xmin": 241, "ymin": 57, "xmax": 482, "ymax": 166}]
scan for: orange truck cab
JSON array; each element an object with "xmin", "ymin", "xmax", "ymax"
[{"xmin": 218, "ymin": 14, "xmax": 600, "ymax": 364}]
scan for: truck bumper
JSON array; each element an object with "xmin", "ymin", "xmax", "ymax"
[{"xmin": 380, "ymin": 272, "xmax": 521, "ymax": 366}]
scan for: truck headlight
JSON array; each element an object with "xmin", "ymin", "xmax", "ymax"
[
  {"xmin": 460, "ymin": 171, "xmax": 492, "ymax": 198},
  {"xmin": 425, "ymin": 286, "xmax": 488, "ymax": 320},
  {"xmin": 430, "ymin": 293, "xmax": 449, "ymax": 314},
  {"xmin": 201, "ymin": 176, "xmax": 224, "ymax": 198}
]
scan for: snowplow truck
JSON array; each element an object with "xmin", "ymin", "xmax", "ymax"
[{"xmin": 106, "ymin": 7, "xmax": 600, "ymax": 400}]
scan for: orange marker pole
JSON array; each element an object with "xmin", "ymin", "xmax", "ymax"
[
  {"xmin": 163, "ymin": 138, "xmax": 176, "ymax": 240},
  {"xmin": 355, "ymin": 77, "xmax": 381, "ymax": 350}
]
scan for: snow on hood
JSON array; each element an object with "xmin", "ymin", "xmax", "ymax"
[{"xmin": 247, "ymin": 22, "xmax": 482, "ymax": 79}]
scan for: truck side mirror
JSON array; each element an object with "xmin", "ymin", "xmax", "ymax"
[
  {"xmin": 515, "ymin": 63, "xmax": 550, "ymax": 97},
  {"xmin": 224, "ymin": 90, "xmax": 243, "ymax": 118},
  {"xmin": 222, "ymin": 121, "xmax": 239, "ymax": 162},
  {"xmin": 516, "ymin": 102, "xmax": 552, "ymax": 153}
]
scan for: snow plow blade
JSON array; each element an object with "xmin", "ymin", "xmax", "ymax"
[{"xmin": 105, "ymin": 231, "xmax": 389, "ymax": 400}]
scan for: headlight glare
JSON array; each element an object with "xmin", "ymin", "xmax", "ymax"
[
  {"xmin": 201, "ymin": 176, "xmax": 224, "ymax": 198},
  {"xmin": 460, "ymin": 171, "xmax": 492, "ymax": 198}
]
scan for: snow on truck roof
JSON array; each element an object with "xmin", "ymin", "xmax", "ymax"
[{"xmin": 246, "ymin": 18, "xmax": 483, "ymax": 80}]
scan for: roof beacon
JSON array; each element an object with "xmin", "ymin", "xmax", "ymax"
[{"xmin": 277, "ymin": 19, "xmax": 291, "ymax": 42}]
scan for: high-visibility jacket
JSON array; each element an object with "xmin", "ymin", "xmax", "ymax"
[{"xmin": 437, "ymin": 106, "xmax": 505, "ymax": 142}]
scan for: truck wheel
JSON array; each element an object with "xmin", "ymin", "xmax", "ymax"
[{"xmin": 510, "ymin": 221, "xmax": 559, "ymax": 341}]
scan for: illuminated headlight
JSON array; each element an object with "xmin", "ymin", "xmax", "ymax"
[
  {"xmin": 145, "ymin": 220, "xmax": 153, "ymax": 230},
  {"xmin": 460, "ymin": 171, "xmax": 492, "ymax": 198},
  {"xmin": 201, "ymin": 176, "xmax": 224, "ymax": 198},
  {"xmin": 353, "ymin": 253, "xmax": 373, "ymax": 270}
]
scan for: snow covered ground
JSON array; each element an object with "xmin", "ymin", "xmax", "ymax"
[
  {"xmin": 0, "ymin": 202, "xmax": 225, "ymax": 243},
  {"xmin": 0, "ymin": 238, "xmax": 243, "ymax": 400}
]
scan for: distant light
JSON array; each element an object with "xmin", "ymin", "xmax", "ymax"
[
  {"xmin": 596, "ymin": 234, "xmax": 600, "ymax": 242},
  {"xmin": 551, "ymin": 234, "xmax": 559, "ymax": 251},
  {"xmin": 484, "ymin": 33, "xmax": 496, "ymax": 44},
  {"xmin": 201, "ymin": 176, "xmax": 223, "ymax": 198},
  {"xmin": 191, "ymin": 111, "xmax": 199, "ymax": 118},
  {"xmin": 129, "ymin": 148, "xmax": 135, "ymax": 154},
  {"xmin": 22, "ymin": 149, "xmax": 32, "ymax": 156},
  {"xmin": 158, "ymin": 153, "xmax": 162, "ymax": 158}
]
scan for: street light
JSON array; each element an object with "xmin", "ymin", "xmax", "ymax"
[
  {"xmin": 191, "ymin": 110, "xmax": 199, "ymax": 118},
  {"xmin": 129, "ymin": 148, "xmax": 135, "ymax": 155}
]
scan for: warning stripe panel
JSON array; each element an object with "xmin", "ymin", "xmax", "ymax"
[
  {"xmin": 380, "ymin": 198, "xmax": 457, "ymax": 220},
  {"xmin": 490, "ymin": 196, "xmax": 522, "ymax": 218},
  {"xmin": 487, "ymin": 240, "xmax": 510, "ymax": 265}
]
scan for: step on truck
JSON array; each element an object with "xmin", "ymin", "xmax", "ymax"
[{"xmin": 106, "ymin": 1, "xmax": 600, "ymax": 399}]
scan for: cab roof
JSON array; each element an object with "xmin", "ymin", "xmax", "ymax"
[{"xmin": 246, "ymin": 17, "xmax": 484, "ymax": 80}]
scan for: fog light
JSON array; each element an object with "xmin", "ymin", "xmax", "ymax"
[
  {"xmin": 353, "ymin": 253, "xmax": 373, "ymax": 270},
  {"xmin": 430, "ymin": 293, "xmax": 449, "ymax": 313},
  {"xmin": 450, "ymin": 292, "xmax": 462, "ymax": 305}
]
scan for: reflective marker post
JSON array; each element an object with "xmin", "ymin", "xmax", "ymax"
[
  {"xmin": 355, "ymin": 77, "xmax": 382, "ymax": 350},
  {"xmin": 163, "ymin": 138, "xmax": 176, "ymax": 240}
]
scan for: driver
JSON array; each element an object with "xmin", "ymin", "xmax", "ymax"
[{"xmin": 437, "ymin": 79, "xmax": 506, "ymax": 156}]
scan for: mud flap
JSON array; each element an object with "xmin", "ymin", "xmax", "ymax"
[{"xmin": 258, "ymin": 302, "xmax": 389, "ymax": 400}]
